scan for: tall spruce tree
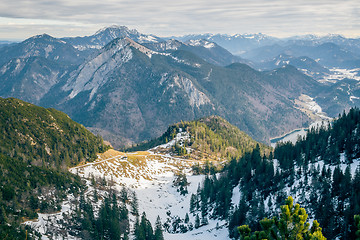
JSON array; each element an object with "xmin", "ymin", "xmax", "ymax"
[{"xmin": 154, "ymin": 215, "xmax": 164, "ymax": 240}]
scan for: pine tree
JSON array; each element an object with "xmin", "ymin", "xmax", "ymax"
[
  {"xmin": 184, "ymin": 213, "xmax": 190, "ymax": 224},
  {"xmin": 131, "ymin": 191, "xmax": 139, "ymax": 216},
  {"xmin": 0, "ymin": 206, "xmax": 8, "ymax": 224},
  {"xmin": 355, "ymin": 215, "xmax": 360, "ymax": 240},
  {"xmin": 136, "ymin": 212, "xmax": 154, "ymax": 240},
  {"xmin": 195, "ymin": 214, "xmax": 200, "ymax": 229},
  {"xmin": 120, "ymin": 187, "xmax": 128, "ymax": 203},
  {"xmin": 238, "ymin": 196, "xmax": 326, "ymax": 240},
  {"xmin": 154, "ymin": 215, "xmax": 164, "ymax": 240},
  {"xmin": 201, "ymin": 215, "xmax": 208, "ymax": 226},
  {"xmin": 190, "ymin": 194, "xmax": 197, "ymax": 213}
]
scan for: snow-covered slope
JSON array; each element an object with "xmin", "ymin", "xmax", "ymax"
[
  {"xmin": 70, "ymin": 147, "xmax": 229, "ymax": 239},
  {"xmin": 26, "ymin": 132, "xmax": 231, "ymax": 239}
]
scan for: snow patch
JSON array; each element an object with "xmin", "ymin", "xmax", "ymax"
[
  {"xmin": 152, "ymin": 131, "xmax": 190, "ymax": 150},
  {"xmin": 44, "ymin": 44, "xmax": 54, "ymax": 58},
  {"xmin": 295, "ymin": 94, "xmax": 330, "ymax": 121},
  {"xmin": 138, "ymin": 35, "xmax": 159, "ymax": 43},
  {"xmin": 320, "ymin": 68, "xmax": 360, "ymax": 83}
]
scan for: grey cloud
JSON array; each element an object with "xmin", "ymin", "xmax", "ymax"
[{"xmin": 0, "ymin": 0, "xmax": 359, "ymax": 39}]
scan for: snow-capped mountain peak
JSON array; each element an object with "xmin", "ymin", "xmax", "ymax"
[
  {"xmin": 63, "ymin": 25, "xmax": 164, "ymax": 51},
  {"xmin": 187, "ymin": 39, "xmax": 215, "ymax": 49}
]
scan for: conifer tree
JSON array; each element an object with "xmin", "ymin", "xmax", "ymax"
[
  {"xmin": 190, "ymin": 194, "xmax": 197, "ymax": 213},
  {"xmin": 355, "ymin": 215, "xmax": 360, "ymax": 240},
  {"xmin": 154, "ymin": 215, "xmax": 164, "ymax": 240},
  {"xmin": 238, "ymin": 196, "xmax": 326, "ymax": 240},
  {"xmin": 131, "ymin": 191, "xmax": 139, "ymax": 216},
  {"xmin": 185, "ymin": 213, "xmax": 190, "ymax": 224},
  {"xmin": 135, "ymin": 212, "xmax": 154, "ymax": 240},
  {"xmin": 120, "ymin": 187, "xmax": 128, "ymax": 203},
  {"xmin": 201, "ymin": 215, "xmax": 209, "ymax": 226},
  {"xmin": 195, "ymin": 214, "xmax": 200, "ymax": 229}
]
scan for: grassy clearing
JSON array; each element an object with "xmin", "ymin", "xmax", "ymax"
[{"xmin": 73, "ymin": 149, "xmax": 215, "ymax": 184}]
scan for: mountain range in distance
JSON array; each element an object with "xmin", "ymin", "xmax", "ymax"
[
  {"xmin": 0, "ymin": 25, "xmax": 360, "ymax": 148},
  {"xmin": 1, "ymin": 25, "xmax": 360, "ymax": 240}
]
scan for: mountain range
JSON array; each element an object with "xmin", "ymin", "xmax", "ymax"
[
  {"xmin": 0, "ymin": 25, "xmax": 360, "ymax": 148},
  {"xmin": 175, "ymin": 33, "xmax": 360, "ymax": 68},
  {"xmin": 1, "ymin": 25, "xmax": 360, "ymax": 240}
]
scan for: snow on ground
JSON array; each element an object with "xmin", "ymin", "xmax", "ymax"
[
  {"xmin": 152, "ymin": 129, "xmax": 190, "ymax": 150},
  {"xmin": 278, "ymin": 94, "xmax": 332, "ymax": 147},
  {"xmin": 295, "ymin": 94, "xmax": 329, "ymax": 118},
  {"xmin": 319, "ymin": 68, "xmax": 360, "ymax": 83},
  {"xmin": 68, "ymin": 132, "xmax": 232, "ymax": 239},
  {"xmin": 265, "ymin": 155, "xmax": 360, "ymax": 225},
  {"xmin": 165, "ymin": 219, "xmax": 228, "ymax": 240},
  {"xmin": 23, "ymin": 194, "xmax": 81, "ymax": 240},
  {"xmin": 294, "ymin": 94, "xmax": 331, "ymax": 122},
  {"xmin": 23, "ymin": 133, "xmax": 360, "ymax": 239},
  {"xmin": 25, "ymin": 146, "xmax": 230, "ymax": 239}
]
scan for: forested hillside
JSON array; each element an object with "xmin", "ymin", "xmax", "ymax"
[
  {"xmin": 0, "ymin": 97, "xmax": 108, "ymax": 168},
  {"xmin": 128, "ymin": 115, "xmax": 271, "ymax": 160},
  {"xmin": 0, "ymin": 97, "xmax": 109, "ymax": 239},
  {"xmin": 191, "ymin": 108, "xmax": 360, "ymax": 239}
]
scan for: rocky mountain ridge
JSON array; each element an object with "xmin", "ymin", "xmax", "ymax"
[{"xmin": 1, "ymin": 26, "xmax": 359, "ymax": 148}]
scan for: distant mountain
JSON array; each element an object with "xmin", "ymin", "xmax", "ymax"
[
  {"xmin": 40, "ymin": 36, "xmax": 318, "ymax": 148},
  {"xmin": 1, "ymin": 26, "xmax": 359, "ymax": 149},
  {"xmin": 144, "ymin": 38, "xmax": 248, "ymax": 66},
  {"xmin": 0, "ymin": 34, "xmax": 88, "ymax": 66},
  {"xmin": 316, "ymin": 78, "xmax": 360, "ymax": 117},
  {"xmin": 0, "ymin": 28, "xmax": 250, "ymax": 107},
  {"xmin": 242, "ymin": 42, "xmax": 360, "ymax": 68},
  {"xmin": 286, "ymin": 34, "xmax": 360, "ymax": 53},
  {"xmin": 0, "ymin": 34, "xmax": 89, "ymax": 104},
  {"xmin": 174, "ymin": 33, "xmax": 280, "ymax": 55},
  {"xmin": 0, "ymin": 40, "xmax": 17, "ymax": 49},
  {"xmin": 255, "ymin": 54, "xmax": 330, "ymax": 79},
  {"xmin": 62, "ymin": 25, "xmax": 164, "ymax": 51},
  {"xmin": 179, "ymin": 33, "xmax": 360, "ymax": 69},
  {"xmin": 0, "ymin": 56, "xmax": 75, "ymax": 104},
  {"xmin": 41, "ymin": 37, "xmax": 217, "ymax": 147}
]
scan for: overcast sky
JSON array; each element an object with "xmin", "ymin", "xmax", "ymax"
[{"xmin": 1, "ymin": 0, "xmax": 359, "ymax": 41}]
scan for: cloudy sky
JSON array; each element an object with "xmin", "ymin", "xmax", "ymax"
[{"xmin": 1, "ymin": 0, "xmax": 359, "ymax": 40}]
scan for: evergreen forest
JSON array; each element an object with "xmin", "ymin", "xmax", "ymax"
[
  {"xmin": 0, "ymin": 97, "xmax": 109, "ymax": 239},
  {"xmin": 190, "ymin": 107, "xmax": 360, "ymax": 239}
]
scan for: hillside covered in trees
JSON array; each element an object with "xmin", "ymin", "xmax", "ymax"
[
  {"xmin": 0, "ymin": 97, "xmax": 109, "ymax": 239},
  {"xmin": 128, "ymin": 115, "xmax": 271, "ymax": 160},
  {"xmin": 0, "ymin": 97, "xmax": 109, "ymax": 169},
  {"xmin": 190, "ymin": 107, "xmax": 360, "ymax": 239}
]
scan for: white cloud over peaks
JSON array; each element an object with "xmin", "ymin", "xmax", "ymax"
[{"xmin": 0, "ymin": 0, "xmax": 359, "ymax": 40}]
